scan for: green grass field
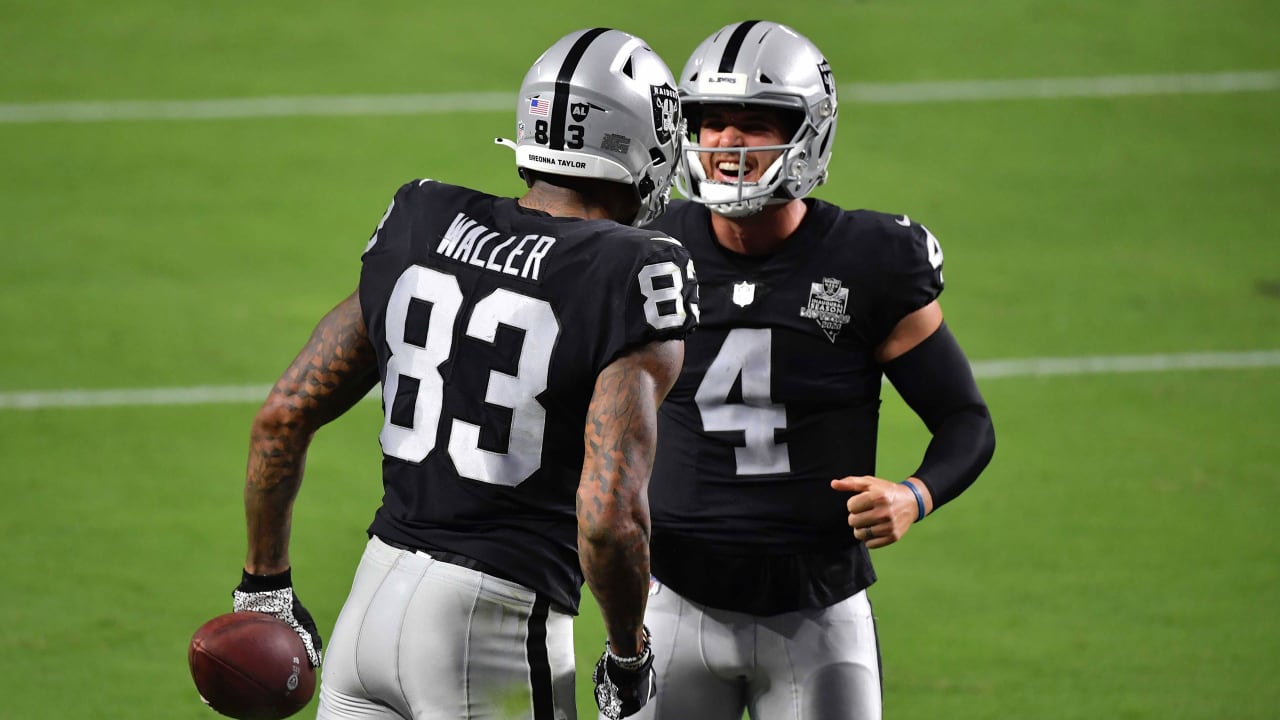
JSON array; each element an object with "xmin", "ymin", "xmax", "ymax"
[{"xmin": 2, "ymin": 1, "xmax": 1277, "ymax": 718}]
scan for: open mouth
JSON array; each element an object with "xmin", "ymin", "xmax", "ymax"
[{"xmin": 712, "ymin": 158, "xmax": 754, "ymax": 183}]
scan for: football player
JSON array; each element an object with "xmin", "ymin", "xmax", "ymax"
[
  {"xmin": 232, "ymin": 28, "xmax": 697, "ymax": 720},
  {"xmin": 630, "ymin": 20, "xmax": 996, "ymax": 720}
]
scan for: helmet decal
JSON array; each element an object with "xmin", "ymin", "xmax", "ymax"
[
  {"xmin": 651, "ymin": 84, "xmax": 680, "ymax": 146},
  {"xmin": 818, "ymin": 60, "xmax": 836, "ymax": 100},
  {"xmin": 601, "ymin": 133, "xmax": 631, "ymax": 154},
  {"xmin": 528, "ymin": 97, "xmax": 551, "ymax": 117}
]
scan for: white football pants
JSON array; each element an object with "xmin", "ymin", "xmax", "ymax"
[
  {"xmin": 317, "ymin": 536, "xmax": 577, "ymax": 720},
  {"xmin": 620, "ymin": 579, "xmax": 881, "ymax": 720}
]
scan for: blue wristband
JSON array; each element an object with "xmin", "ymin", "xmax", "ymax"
[{"xmin": 902, "ymin": 481, "xmax": 926, "ymax": 522}]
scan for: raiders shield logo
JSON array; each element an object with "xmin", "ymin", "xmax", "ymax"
[
  {"xmin": 799, "ymin": 277, "xmax": 852, "ymax": 342},
  {"xmin": 650, "ymin": 83, "xmax": 679, "ymax": 145},
  {"xmin": 570, "ymin": 102, "xmax": 590, "ymax": 122},
  {"xmin": 817, "ymin": 60, "xmax": 836, "ymax": 101}
]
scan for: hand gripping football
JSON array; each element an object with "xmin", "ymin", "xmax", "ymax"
[{"xmin": 188, "ymin": 611, "xmax": 316, "ymax": 720}]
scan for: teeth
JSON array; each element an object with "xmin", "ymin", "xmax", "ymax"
[{"xmin": 715, "ymin": 160, "xmax": 747, "ymax": 179}]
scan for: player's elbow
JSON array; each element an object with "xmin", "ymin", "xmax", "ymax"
[
  {"xmin": 954, "ymin": 402, "xmax": 997, "ymax": 484},
  {"xmin": 971, "ymin": 402, "xmax": 996, "ymax": 469},
  {"xmin": 251, "ymin": 390, "xmax": 311, "ymax": 442},
  {"xmin": 960, "ymin": 404, "xmax": 997, "ymax": 494},
  {"xmin": 577, "ymin": 492, "xmax": 651, "ymax": 549}
]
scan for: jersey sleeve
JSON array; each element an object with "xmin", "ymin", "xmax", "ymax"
[
  {"xmin": 604, "ymin": 236, "xmax": 699, "ymax": 366},
  {"xmin": 361, "ymin": 179, "xmax": 431, "ymax": 260},
  {"xmin": 869, "ymin": 215, "xmax": 945, "ymax": 342}
]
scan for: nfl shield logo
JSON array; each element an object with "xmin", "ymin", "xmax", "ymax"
[{"xmin": 732, "ymin": 281, "xmax": 756, "ymax": 307}]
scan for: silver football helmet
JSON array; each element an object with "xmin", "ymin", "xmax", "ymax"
[
  {"xmin": 674, "ymin": 21, "xmax": 838, "ymax": 217},
  {"xmin": 496, "ymin": 28, "xmax": 684, "ymax": 227}
]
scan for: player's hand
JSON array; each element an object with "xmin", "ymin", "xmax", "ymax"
[
  {"xmin": 831, "ymin": 475, "xmax": 921, "ymax": 549},
  {"xmin": 232, "ymin": 568, "xmax": 323, "ymax": 667},
  {"xmin": 593, "ymin": 627, "xmax": 656, "ymax": 719}
]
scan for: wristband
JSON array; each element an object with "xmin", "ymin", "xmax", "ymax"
[
  {"xmin": 238, "ymin": 567, "xmax": 292, "ymax": 592},
  {"xmin": 606, "ymin": 625, "xmax": 652, "ymax": 670},
  {"xmin": 902, "ymin": 481, "xmax": 926, "ymax": 522}
]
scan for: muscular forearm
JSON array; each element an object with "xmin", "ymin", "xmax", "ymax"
[
  {"xmin": 579, "ymin": 512, "xmax": 650, "ymax": 656},
  {"xmin": 244, "ymin": 396, "xmax": 314, "ymax": 575},
  {"xmin": 244, "ymin": 291, "xmax": 377, "ymax": 574},
  {"xmin": 578, "ymin": 344, "xmax": 679, "ymax": 656}
]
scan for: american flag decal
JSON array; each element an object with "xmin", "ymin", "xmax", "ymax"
[{"xmin": 529, "ymin": 97, "xmax": 550, "ymax": 117}]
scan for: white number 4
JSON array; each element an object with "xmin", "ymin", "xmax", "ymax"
[
  {"xmin": 695, "ymin": 328, "xmax": 789, "ymax": 475},
  {"xmin": 924, "ymin": 226, "xmax": 943, "ymax": 270}
]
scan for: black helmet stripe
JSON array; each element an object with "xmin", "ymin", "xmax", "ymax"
[
  {"xmin": 550, "ymin": 27, "xmax": 611, "ymax": 151},
  {"xmin": 717, "ymin": 20, "xmax": 761, "ymax": 73}
]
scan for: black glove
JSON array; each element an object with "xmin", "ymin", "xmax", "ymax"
[
  {"xmin": 592, "ymin": 626, "xmax": 656, "ymax": 720},
  {"xmin": 232, "ymin": 568, "xmax": 323, "ymax": 667}
]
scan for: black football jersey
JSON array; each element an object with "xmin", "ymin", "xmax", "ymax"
[
  {"xmin": 644, "ymin": 198, "xmax": 944, "ymax": 614},
  {"xmin": 359, "ymin": 179, "xmax": 698, "ymax": 613}
]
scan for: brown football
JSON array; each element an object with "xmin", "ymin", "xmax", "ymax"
[{"xmin": 188, "ymin": 612, "xmax": 316, "ymax": 720}]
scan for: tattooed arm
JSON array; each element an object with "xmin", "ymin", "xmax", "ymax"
[
  {"xmin": 244, "ymin": 291, "xmax": 379, "ymax": 575},
  {"xmin": 578, "ymin": 338, "xmax": 684, "ymax": 656}
]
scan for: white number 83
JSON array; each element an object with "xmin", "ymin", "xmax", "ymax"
[{"xmin": 379, "ymin": 259, "xmax": 694, "ymax": 486}]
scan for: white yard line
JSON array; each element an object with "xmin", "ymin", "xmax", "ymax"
[
  {"xmin": 844, "ymin": 70, "xmax": 1280, "ymax": 103},
  {"xmin": 0, "ymin": 384, "xmax": 272, "ymax": 410},
  {"xmin": 1, "ymin": 71, "xmax": 1276, "ymax": 124},
  {"xmin": 1, "ymin": 350, "xmax": 1277, "ymax": 411},
  {"xmin": 969, "ymin": 349, "xmax": 1280, "ymax": 378}
]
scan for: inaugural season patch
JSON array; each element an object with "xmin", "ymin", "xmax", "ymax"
[{"xmin": 799, "ymin": 277, "xmax": 851, "ymax": 342}]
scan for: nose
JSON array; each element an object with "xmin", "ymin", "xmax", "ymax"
[{"xmin": 715, "ymin": 124, "xmax": 744, "ymax": 147}]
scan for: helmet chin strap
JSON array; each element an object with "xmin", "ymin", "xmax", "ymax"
[{"xmin": 691, "ymin": 153, "xmax": 787, "ymax": 218}]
